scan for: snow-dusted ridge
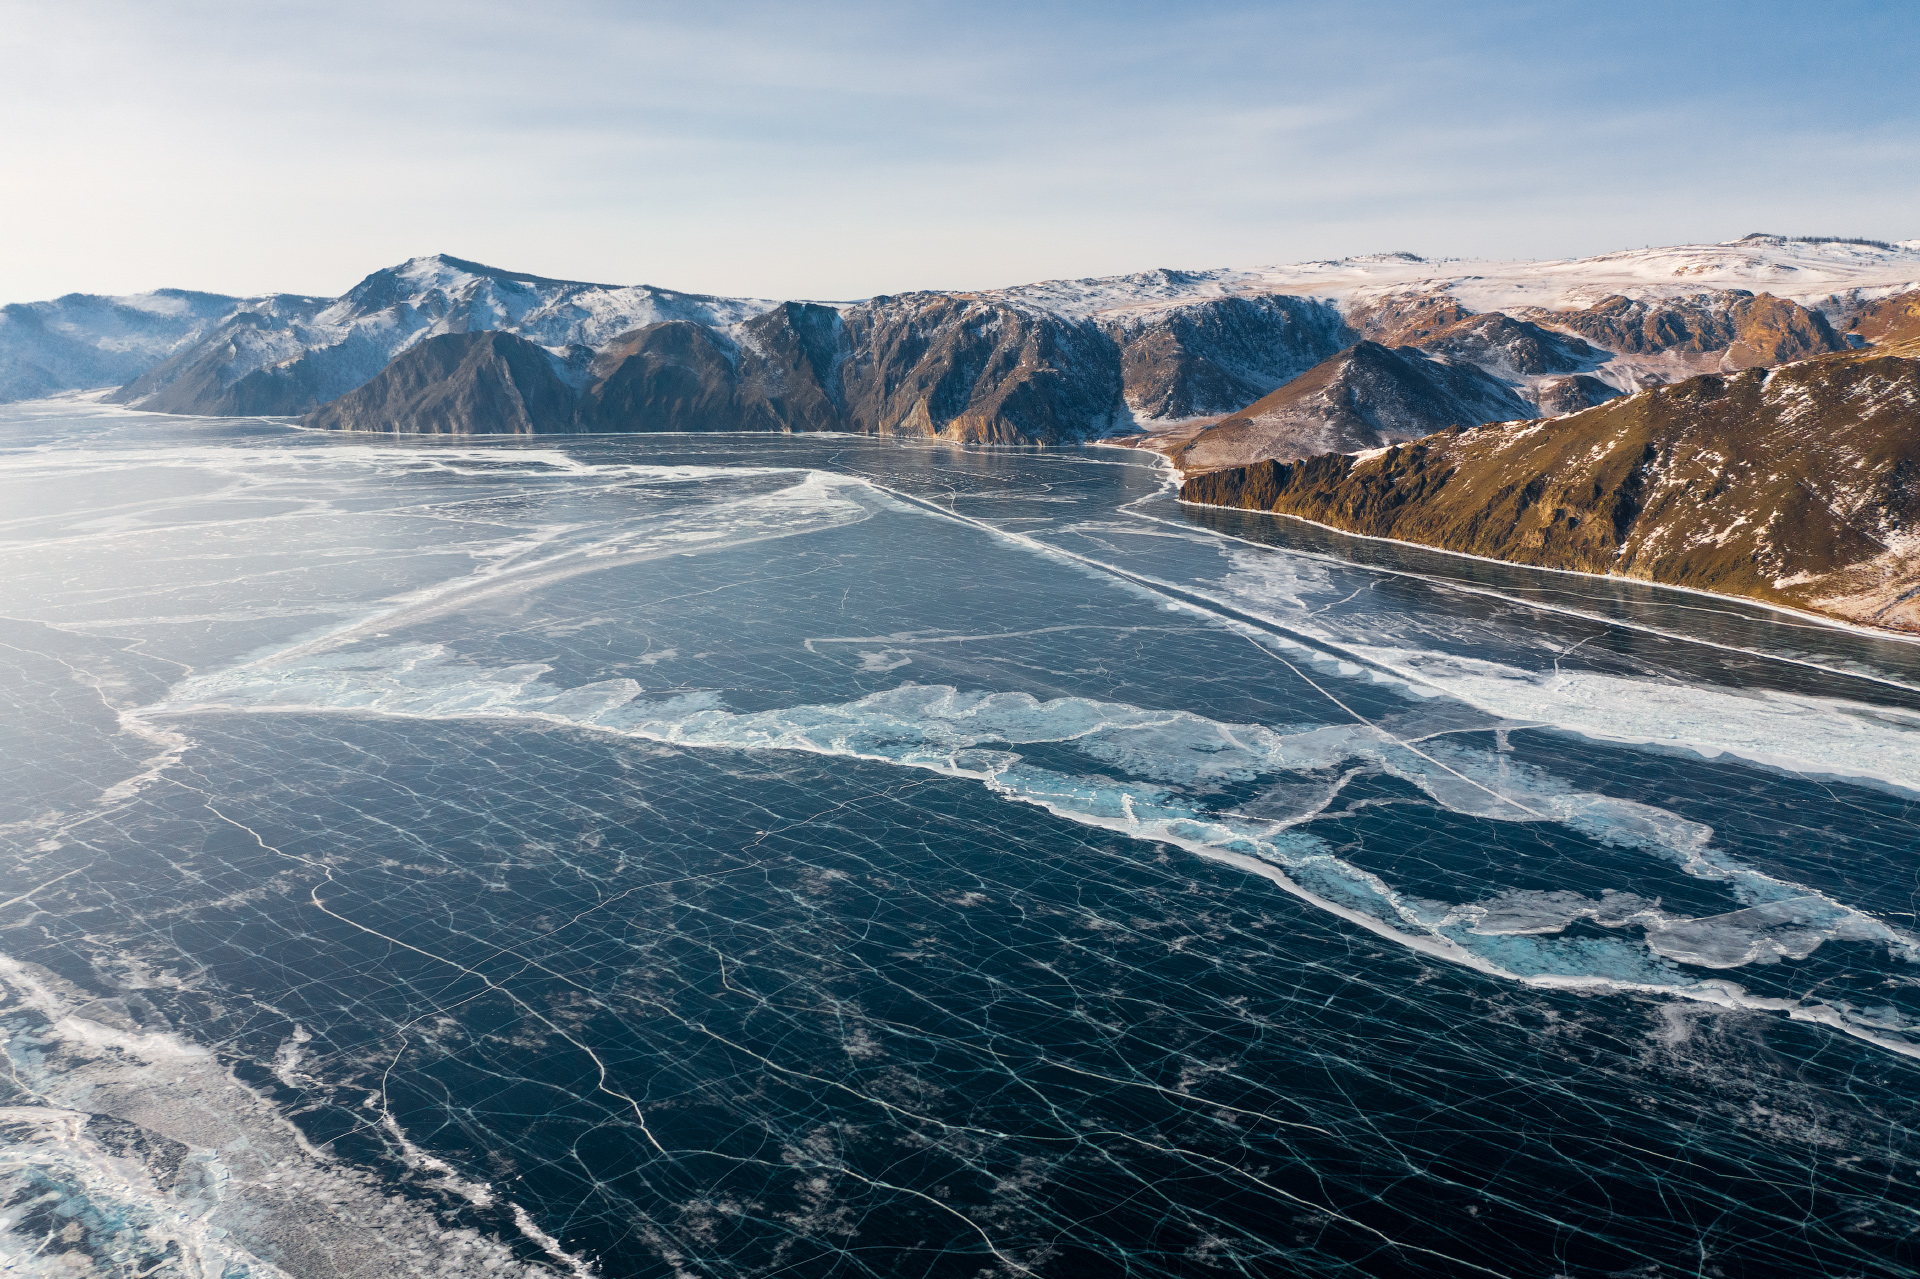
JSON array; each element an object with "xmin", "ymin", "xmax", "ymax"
[
  {"xmin": 983, "ymin": 236, "xmax": 1920, "ymax": 321},
  {"xmin": 5, "ymin": 236, "xmax": 1917, "ymax": 438}
]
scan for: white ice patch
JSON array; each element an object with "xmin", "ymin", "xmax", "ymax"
[
  {"xmin": 1219, "ymin": 549, "xmax": 1920, "ymax": 794},
  {"xmin": 1454, "ymin": 888, "xmax": 1896, "ymax": 968},
  {"xmin": 0, "ymin": 953, "xmax": 573, "ymax": 1278},
  {"xmin": 149, "ymin": 649, "xmax": 1920, "ymax": 1058}
]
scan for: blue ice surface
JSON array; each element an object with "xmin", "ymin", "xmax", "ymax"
[{"xmin": 1, "ymin": 404, "xmax": 1917, "ymax": 1278}]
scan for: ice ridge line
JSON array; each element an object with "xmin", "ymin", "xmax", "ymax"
[{"xmin": 871, "ymin": 485, "xmax": 1422, "ymax": 689}]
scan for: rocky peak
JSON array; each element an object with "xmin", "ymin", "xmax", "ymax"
[
  {"xmin": 1168, "ymin": 340, "xmax": 1532, "ymax": 473},
  {"xmin": 1345, "ymin": 292, "xmax": 1474, "ymax": 345},
  {"xmin": 1529, "ymin": 291, "xmax": 1842, "ymax": 367},
  {"xmin": 1409, "ymin": 312, "xmax": 1601, "ymax": 379}
]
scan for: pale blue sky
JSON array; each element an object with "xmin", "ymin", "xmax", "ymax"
[{"xmin": 1, "ymin": 0, "xmax": 1914, "ymax": 302}]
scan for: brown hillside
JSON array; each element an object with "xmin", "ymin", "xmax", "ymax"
[
  {"xmin": 1534, "ymin": 291, "xmax": 1842, "ymax": 368},
  {"xmin": 1168, "ymin": 341, "xmax": 1532, "ymax": 473},
  {"xmin": 1180, "ymin": 344, "xmax": 1920, "ymax": 633},
  {"xmin": 1846, "ymin": 290, "xmax": 1920, "ymax": 346}
]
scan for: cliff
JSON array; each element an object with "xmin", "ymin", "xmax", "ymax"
[
  {"xmin": 1179, "ymin": 343, "xmax": 1920, "ymax": 633},
  {"xmin": 302, "ymin": 332, "xmax": 579, "ymax": 434}
]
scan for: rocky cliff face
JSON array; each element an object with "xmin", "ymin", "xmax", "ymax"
[
  {"xmin": 1843, "ymin": 290, "xmax": 1920, "ymax": 346},
  {"xmin": 835, "ymin": 294, "xmax": 1123, "ymax": 442},
  {"xmin": 1412, "ymin": 312, "xmax": 1601, "ymax": 380},
  {"xmin": 303, "ymin": 332, "xmax": 580, "ymax": 434},
  {"xmin": 577, "ymin": 303, "xmax": 846, "ymax": 434},
  {"xmin": 1179, "ymin": 343, "xmax": 1920, "ymax": 633},
  {"xmin": 318, "ymin": 296, "xmax": 1127, "ymax": 442},
  {"xmin": 1156, "ymin": 294, "xmax": 1847, "ymax": 471},
  {"xmin": 1527, "ymin": 290, "xmax": 1843, "ymax": 369},
  {"xmin": 1169, "ymin": 341, "xmax": 1534, "ymax": 472},
  {"xmin": 1345, "ymin": 292, "xmax": 1475, "ymax": 345},
  {"xmin": 1099, "ymin": 295, "xmax": 1348, "ymax": 419}
]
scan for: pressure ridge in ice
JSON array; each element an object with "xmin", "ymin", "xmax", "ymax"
[{"xmin": 154, "ymin": 645, "xmax": 1920, "ymax": 1055}]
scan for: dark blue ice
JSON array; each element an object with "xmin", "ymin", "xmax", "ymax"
[{"xmin": 0, "ymin": 402, "xmax": 1916, "ymax": 1277}]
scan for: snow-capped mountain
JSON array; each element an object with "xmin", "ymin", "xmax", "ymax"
[
  {"xmin": 108, "ymin": 255, "xmax": 780, "ymax": 416},
  {"xmin": 5, "ymin": 235, "xmax": 1918, "ymax": 449},
  {"xmin": 0, "ymin": 287, "xmax": 313, "ymax": 402},
  {"xmin": 986, "ymin": 235, "xmax": 1920, "ymax": 320}
]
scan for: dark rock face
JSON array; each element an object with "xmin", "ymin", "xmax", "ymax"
[
  {"xmin": 580, "ymin": 303, "xmax": 849, "ymax": 434},
  {"xmin": 302, "ymin": 332, "xmax": 577, "ymax": 434},
  {"xmin": 1171, "ymin": 341, "xmax": 1534, "ymax": 472},
  {"xmin": 579, "ymin": 322, "xmax": 747, "ymax": 433},
  {"xmin": 1100, "ymin": 295, "xmax": 1348, "ymax": 419},
  {"xmin": 732, "ymin": 302, "xmax": 847, "ymax": 433},
  {"xmin": 1413, "ymin": 313, "xmax": 1600, "ymax": 379},
  {"xmin": 1534, "ymin": 291, "xmax": 1844, "ymax": 367},
  {"xmin": 836, "ymin": 295, "xmax": 1124, "ymax": 442},
  {"xmin": 1535, "ymin": 373, "xmax": 1625, "ymax": 415},
  {"xmin": 1180, "ymin": 345, "xmax": 1920, "ymax": 632}
]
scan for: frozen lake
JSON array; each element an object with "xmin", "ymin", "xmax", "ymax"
[{"xmin": 2, "ymin": 401, "xmax": 1917, "ymax": 1277}]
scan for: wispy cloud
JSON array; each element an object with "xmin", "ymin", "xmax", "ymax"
[{"xmin": 0, "ymin": 0, "xmax": 1913, "ymax": 302}]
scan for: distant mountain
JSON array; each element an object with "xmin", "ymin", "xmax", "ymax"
[
  {"xmin": 1178, "ymin": 339, "xmax": 1920, "ymax": 634},
  {"xmin": 310, "ymin": 296, "xmax": 1131, "ymax": 442},
  {"xmin": 1169, "ymin": 341, "xmax": 1536, "ymax": 472},
  {"xmin": 0, "ymin": 288, "xmax": 298, "ymax": 402},
  {"xmin": 5, "ymin": 236, "xmax": 1919, "ymax": 448},
  {"xmin": 107, "ymin": 255, "xmax": 774, "ymax": 417}
]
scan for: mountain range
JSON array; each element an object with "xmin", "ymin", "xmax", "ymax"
[
  {"xmin": 6, "ymin": 236, "xmax": 1917, "ymax": 451},
  {"xmin": 9, "ymin": 236, "xmax": 1920, "ymax": 633}
]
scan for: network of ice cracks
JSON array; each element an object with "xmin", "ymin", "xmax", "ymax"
[
  {"xmin": 160, "ymin": 628, "xmax": 1920, "ymax": 1058},
  {"xmin": 8, "ymin": 419, "xmax": 1920, "ymax": 1277}
]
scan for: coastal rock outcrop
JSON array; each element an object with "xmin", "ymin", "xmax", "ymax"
[{"xmin": 1179, "ymin": 343, "xmax": 1920, "ymax": 632}]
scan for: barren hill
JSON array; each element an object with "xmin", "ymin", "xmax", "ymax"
[{"xmin": 1179, "ymin": 341, "xmax": 1920, "ymax": 634}]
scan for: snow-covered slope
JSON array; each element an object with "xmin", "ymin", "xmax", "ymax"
[
  {"xmin": 0, "ymin": 288, "xmax": 304, "ymax": 402},
  {"xmin": 987, "ymin": 236, "xmax": 1920, "ymax": 320},
  {"xmin": 976, "ymin": 237, "xmax": 1920, "ymax": 427},
  {"xmin": 110, "ymin": 255, "xmax": 781, "ymax": 416}
]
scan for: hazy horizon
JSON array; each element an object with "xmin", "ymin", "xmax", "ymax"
[{"xmin": 3, "ymin": 0, "xmax": 1916, "ymax": 305}]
